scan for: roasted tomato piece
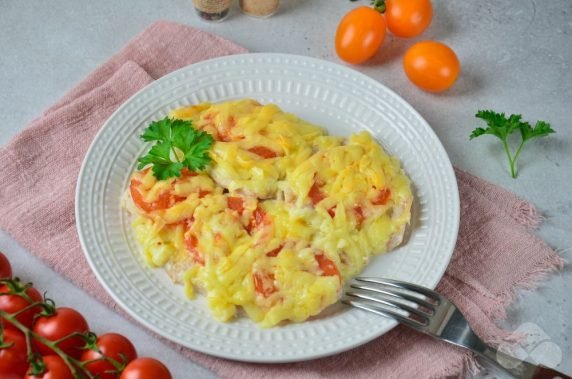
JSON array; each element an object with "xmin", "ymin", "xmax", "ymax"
[
  {"xmin": 253, "ymin": 272, "xmax": 277, "ymax": 297},
  {"xmin": 308, "ymin": 181, "xmax": 326, "ymax": 205},
  {"xmin": 246, "ymin": 207, "xmax": 269, "ymax": 234},
  {"xmin": 315, "ymin": 253, "xmax": 341, "ymax": 279},
  {"xmin": 354, "ymin": 206, "xmax": 365, "ymax": 225},
  {"xmin": 248, "ymin": 146, "xmax": 278, "ymax": 159},
  {"xmin": 372, "ymin": 188, "xmax": 391, "ymax": 205},
  {"xmin": 227, "ymin": 196, "xmax": 245, "ymax": 214},
  {"xmin": 265, "ymin": 245, "xmax": 283, "ymax": 258},
  {"xmin": 184, "ymin": 234, "xmax": 204, "ymax": 266}
]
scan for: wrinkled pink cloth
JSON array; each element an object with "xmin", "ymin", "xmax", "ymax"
[{"xmin": 0, "ymin": 21, "xmax": 564, "ymax": 378}]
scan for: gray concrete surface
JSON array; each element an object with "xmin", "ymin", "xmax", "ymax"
[{"xmin": 1, "ymin": 0, "xmax": 570, "ymax": 377}]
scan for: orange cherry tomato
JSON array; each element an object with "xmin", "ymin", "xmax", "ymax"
[
  {"xmin": 403, "ymin": 41, "xmax": 460, "ymax": 92},
  {"xmin": 385, "ymin": 0, "xmax": 433, "ymax": 38},
  {"xmin": 335, "ymin": 6, "xmax": 386, "ymax": 64}
]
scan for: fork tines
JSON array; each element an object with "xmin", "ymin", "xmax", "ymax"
[{"xmin": 342, "ymin": 277, "xmax": 441, "ymax": 329}]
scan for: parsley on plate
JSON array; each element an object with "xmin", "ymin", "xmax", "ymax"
[{"xmin": 137, "ymin": 117, "xmax": 214, "ymax": 180}]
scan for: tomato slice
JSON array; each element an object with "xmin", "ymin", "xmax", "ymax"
[
  {"xmin": 246, "ymin": 207, "xmax": 268, "ymax": 234},
  {"xmin": 372, "ymin": 188, "xmax": 391, "ymax": 205},
  {"xmin": 184, "ymin": 234, "xmax": 204, "ymax": 266},
  {"xmin": 227, "ymin": 196, "xmax": 245, "ymax": 214},
  {"xmin": 218, "ymin": 131, "xmax": 233, "ymax": 142},
  {"xmin": 130, "ymin": 180, "xmax": 152, "ymax": 212},
  {"xmin": 248, "ymin": 146, "xmax": 278, "ymax": 159},
  {"xmin": 315, "ymin": 253, "xmax": 341, "ymax": 279},
  {"xmin": 197, "ymin": 189, "xmax": 211, "ymax": 198},
  {"xmin": 354, "ymin": 206, "xmax": 365, "ymax": 225},
  {"xmin": 308, "ymin": 181, "xmax": 325, "ymax": 205},
  {"xmin": 327, "ymin": 207, "xmax": 336, "ymax": 218},
  {"xmin": 253, "ymin": 272, "xmax": 277, "ymax": 297},
  {"xmin": 266, "ymin": 245, "xmax": 283, "ymax": 258},
  {"xmin": 180, "ymin": 168, "xmax": 198, "ymax": 178},
  {"xmin": 130, "ymin": 180, "xmax": 180, "ymax": 212},
  {"xmin": 170, "ymin": 217, "xmax": 194, "ymax": 228}
]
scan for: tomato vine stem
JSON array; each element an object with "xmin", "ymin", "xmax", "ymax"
[
  {"xmin": 371, "ymin": 0, "xmax": 386, "ymax": 13},
  {"xmin": 0, "ymin": 280, "xmax": 125, "ymax": 379}
]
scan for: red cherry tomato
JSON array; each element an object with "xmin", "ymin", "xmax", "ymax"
[
  {"xmin": 385, "ymin": 0, "xmax": 433, "ymax": 38},
  {"xmin": 33, "ymin": 307, "xmax": 89, "ymax": 359},
  {"xmin": 120, "ymin": 358, "xmax": 172, "ymax": 379},
  {"xmin": 403, "ymin": 41, "xmax": 461, "ymax": 92},
  {"xmin": 0, "ymin": 284, "xmax": 43, "ymax": 330},
  {"xmin": 335, "ymin": 6, "xmax": 387, "ymax": 64},
  {"xmin": 81, "ymin": 333, "xmax": 137, "ymax": 379},
  {"xmin": 0, "ymin": 329, "xmax": 28, "ymax": 378},
  {"xmin": 0, "ymin": 252, "xmax": 12, "ymax": 278},
  {"xmin": 24, "ymin": 355, "xmax": 73, "ymax": 379}
]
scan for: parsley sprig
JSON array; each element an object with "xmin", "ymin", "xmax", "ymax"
[
  {"xmin": 470, "ymin": 110, "xmax": 555, "ymax": 178},
  {"xmin": 137, "ymin": 117, "xmax": 214, "ymax": 180}
]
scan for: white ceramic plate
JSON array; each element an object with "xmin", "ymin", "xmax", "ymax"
[{"xmin": 76, "ymin": 53, "xmax": 459, "ymax": 363}]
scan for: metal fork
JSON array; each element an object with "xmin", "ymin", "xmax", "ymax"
[{"xmin": 342, "ymin": 277, "xmax": 570, "ymax": 379}]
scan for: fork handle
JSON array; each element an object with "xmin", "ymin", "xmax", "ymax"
[
  {"xmin": 530, "ymin": 365, "xmax": 572, "ymax": 379},
  {"xmin": 480, "ymin": 347, "xmax": 571, "ymax": 379}
]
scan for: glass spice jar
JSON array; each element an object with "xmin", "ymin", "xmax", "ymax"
[
  {"xmin": 239, "ymin": 0, "xmax": 280, "ymax": 18},
  {"xmin": 193, "ymin": 0, "xmax": 232, "ymax": 22}
]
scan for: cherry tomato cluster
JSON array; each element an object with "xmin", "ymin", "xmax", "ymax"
[
  {"xmin": 0, "ymin": 252, "xmax": 172, "ymax": 379},
  {"xmin": 335, "ymin": 0, "xmax": 460, "ymax": 92}
]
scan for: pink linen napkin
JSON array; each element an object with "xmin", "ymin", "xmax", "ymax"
[{"xmin": 0, "ymin": 21, "xmax": 565, "ymax": 378}]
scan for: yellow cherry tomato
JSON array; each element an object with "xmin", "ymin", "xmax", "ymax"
[
  {"xmin": 335, "ymin": 6, "xmax": 387, "ymax": 64},
  {"xmin": 385, "ymin": 0, "xmax": 433, "ymax": 38},
  {"xmin": 403, "ymin": 41, "xmax": 460, "ymax": 92}
]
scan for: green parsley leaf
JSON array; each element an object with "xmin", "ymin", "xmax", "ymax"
[
  {"xmin": 469, "ymin": 110, "xmax": 555, "ymax": 178},
  {"xmin": 137, "ymin": 117, "xmax": 214, "ymax": 180}
]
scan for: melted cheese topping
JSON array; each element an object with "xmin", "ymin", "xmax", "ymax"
[{"xmin": 125, "ymin": 99, "xmax": 412, "ymax": 327}]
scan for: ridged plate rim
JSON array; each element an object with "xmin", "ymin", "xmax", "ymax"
[{"xmin": 75, "ymin": 53, "xmax": 460, "ymax": 363}]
